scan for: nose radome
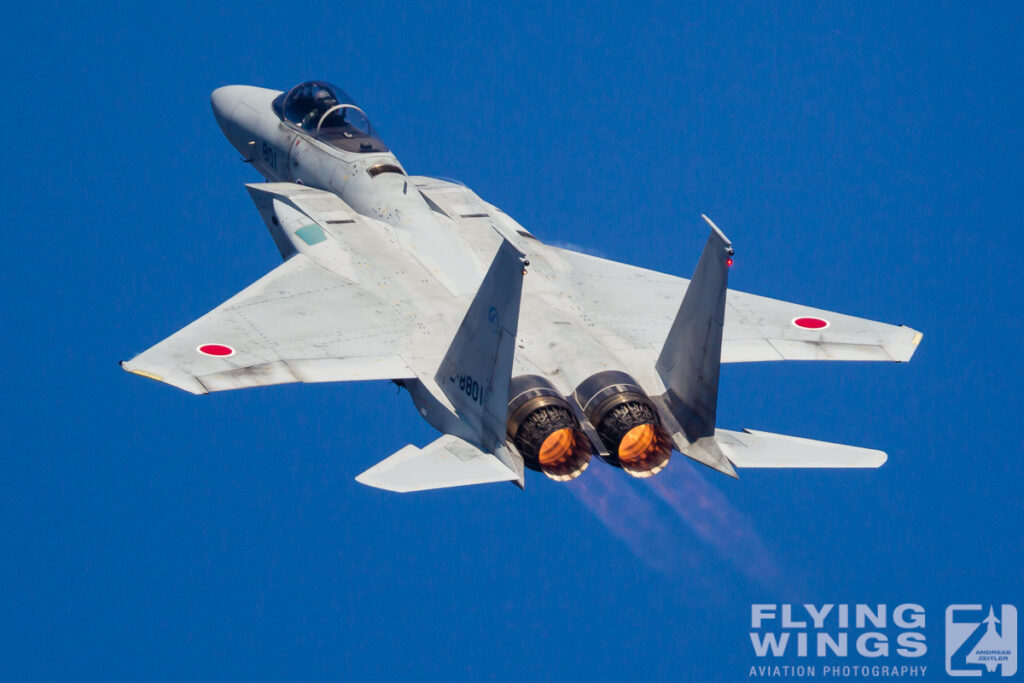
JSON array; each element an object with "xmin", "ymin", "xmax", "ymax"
[
  {"xmin": 210, "ymin": 85, "xmax": 246, "ymax": 129},
  {"xmin": 211, "ymin": 85, "xmax": 279, "ymax": 118},
  {"xmin": 210, "ymin": 85, "xmax": 281, "ymax": 156}
]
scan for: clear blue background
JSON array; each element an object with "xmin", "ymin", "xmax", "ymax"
[{"xmin": 1, "ymin": 1, "xmax": 1021, "ymax": 680}]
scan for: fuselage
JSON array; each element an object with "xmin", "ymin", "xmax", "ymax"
[
  {"xmin": 121, "ymin": 82, "xmax": 918, "ymax": 486},
  {"xmin": 210, "ymin": 83, "xmax": 644, "ymax": 387},
  {"xmin": 209, "ymin": 83, "xmax": 671, "ymax": 469}
]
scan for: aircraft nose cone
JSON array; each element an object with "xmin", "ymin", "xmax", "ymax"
[
  {"xmin": 210, "ymin": 85, "xmax": 261, "ymax": 157},
  {"xmin": 211, "ymin": 85, "xmax": 244, "ymax": 129},
  {"xmin": 209, "ymin": 85, "xmax": 281, "ymax": 158}
]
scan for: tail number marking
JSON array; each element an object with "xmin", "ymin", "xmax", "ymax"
[{"xmin": 454, "ymin": 374, "xmax": 485, "ymax": 406}]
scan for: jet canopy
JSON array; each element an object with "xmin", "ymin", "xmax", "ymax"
[{"xmin": 275, "ymin": 81, "xmax": 388, "ymax": 154}]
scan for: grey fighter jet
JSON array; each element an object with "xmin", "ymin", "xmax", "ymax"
[{"xmin": 121, "ymin": 81, "xmax": 923, "ymax": 492}]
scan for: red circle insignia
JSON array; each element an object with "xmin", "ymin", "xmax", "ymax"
[
  {"xmin": 792, "ymin": 317, "xmax": 830, "ymax": 330},
  {"xmin": 197, "ymin": 344, "xmax": 235, "ymax": 357}
]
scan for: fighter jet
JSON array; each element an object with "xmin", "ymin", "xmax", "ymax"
[{"xmin": 121, "ymin": 81, "xmax": 923, "ymax": 492}]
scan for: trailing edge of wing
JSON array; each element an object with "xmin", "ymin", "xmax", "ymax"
[
  {"xmin": 716, "ymin": 428, "xmax": 887, "ymax": 468},
  {"xmin": 722, "ymin": 292, "xmax": 923, "ymax": 363},
  {"xmin": 355, "ymin": 434, "xmax": 520, "ymax": 492},
  {"xmin": 122, "ymin": 356, "xmax": 414, "ymax": 394}
]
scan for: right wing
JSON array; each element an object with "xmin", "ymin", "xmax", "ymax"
[
  {"xmin": 547, "ymin": 245, "xmax": 922, "ymax": 365},
  {"xmin": 121, "ymin": 253, "xmax": 417, "ymax": 394}
]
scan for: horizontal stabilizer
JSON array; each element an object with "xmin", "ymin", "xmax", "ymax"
[
  {"xmin": 355, "ymin": 434, "xmax": 519, "ymax": 493},
  {"xmin": 716, "ymin": 429, "xmax": 887, "ymax": 468}
]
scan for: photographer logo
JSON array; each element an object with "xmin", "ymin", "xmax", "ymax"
[{"xmin": 946, "ymin": 605, "xmax": 1017, "ymax": 677}]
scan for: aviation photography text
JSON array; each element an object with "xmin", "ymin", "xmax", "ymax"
[{"xmin": 748, "ymin": 603, "xmax": 929, "ymax": 679}]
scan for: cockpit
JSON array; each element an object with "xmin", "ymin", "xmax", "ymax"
[{"xmin": 273, "ymin": 81, "xmax": 388, "ymax": 154}]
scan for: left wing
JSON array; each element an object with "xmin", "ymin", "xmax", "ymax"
[
  {"xmin": 547, "ymin": 245, "xmax": 922, "ymax": 365},
  {"xmin": 121, "ymin": 253, "xmax": 417, "ymax": 394}
]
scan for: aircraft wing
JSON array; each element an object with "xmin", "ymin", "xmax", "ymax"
[
  {"xmin": 549, "ymin": 247, "xmax": 922, "ymax": 364},
  {"xmin": 121, "ymin": 253, "xmax": 417, "ymax": 394}
]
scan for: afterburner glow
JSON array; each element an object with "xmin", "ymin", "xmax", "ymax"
[
  {"xmin": 539, "ymin": 428, "xmax": 575, "ymax": 466},
  {"xmin": 618, "ymin": 424, "xmax": 656, "ymax": 462}
]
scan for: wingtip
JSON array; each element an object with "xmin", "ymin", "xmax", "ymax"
[
  {"xmin": 892, "ymin": 326, "xmax": 924, "ymax": 362},
  {"xmin": 120, "ymin": 360, "xmax": 164, "ymax": 383},
  {"xmin": 121, "ymin": 360, "xmax": 210, "ymax": 394}
]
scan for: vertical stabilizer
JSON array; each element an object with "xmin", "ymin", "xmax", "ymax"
[
  {"xmin": 656, "ymin": 216, "xmax": 734, "ymax": 472},
  {"xmin": 435, "ymin": 239, "xmax": 528, "ymax": 480}
]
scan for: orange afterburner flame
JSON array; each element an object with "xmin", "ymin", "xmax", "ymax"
[
  {"xmin": 618, "ymin": 424, "xmax": 656, "ymax": 462},
  {"xmin": 539, "ymin": 428, "xmax": 575, "ymax": 466},
  {"xmin": 617, "ymin": 423, "xmax": 671, "ymax": 478}
]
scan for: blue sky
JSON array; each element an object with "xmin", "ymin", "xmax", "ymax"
[{"xmin": 1, "ymin": 1, "xmax": 1021, "ymax": 680}]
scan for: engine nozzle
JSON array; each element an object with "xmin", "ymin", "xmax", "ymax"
[
  {"xmin": 507, "ymin": 376, "xmax": 592, "ymax": 481},
  {"xmin": 574, "ymin": 371, "xmax": 672, "ymax": 478}
]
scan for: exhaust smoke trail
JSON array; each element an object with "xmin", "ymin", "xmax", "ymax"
[
  {"xmin": 569, "ymin": 459, "xmax": 790, "ymax": 593},
  {"xmin": 647, "ymin": 460, "xmax": 784, "ymax": 590},
  {"xmin": 567, "ymin": 462, "xmax": 702, "ymax": 575}
]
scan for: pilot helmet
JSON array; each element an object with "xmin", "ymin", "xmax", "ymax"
[{"xmin": 313, "ymin": 87, "xmax": 336, "ymax": 106}]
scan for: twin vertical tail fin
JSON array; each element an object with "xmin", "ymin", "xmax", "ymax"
[
  {"xmin": 435, "ymin": 239, "xmax": 527, "ymax": 446},
  {"xmin": 655, "ymin": 216, "xmax": 737, "ymax": 476},
  {"xmin": 430, "ymin": 237, "xmax": 528, "ymax": 483}
]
